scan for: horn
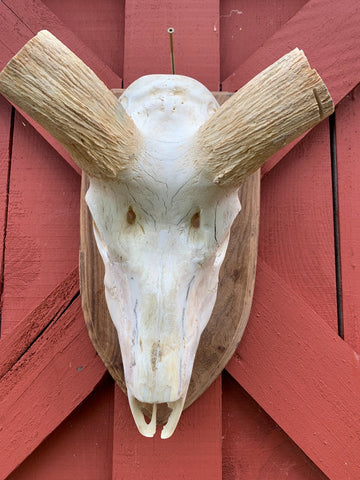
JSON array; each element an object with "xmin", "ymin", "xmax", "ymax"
[
  {"xmin": 0, "ymin": 30, "xmax": 141, "ymax": 179},
  {"xmin": 196, "ymin": 48, "xmax": 334, "ymax": 187}
]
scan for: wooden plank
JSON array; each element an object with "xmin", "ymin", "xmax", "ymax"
[
  {"xmin": 14, "ymin": 107, "xmax": 80, "ymax": 175},
  {"xmin": 1, "ymin": 0, "xmax": 122, "ymax": 88},
  {"xmin": 0, "ymin": 297, "xmax": 106, "ymax": 480},
  {"xmin": 227, "ymin": 258, "xmax": 360, "ymax": 480},
  {"xmin": 0, "ymin": 6, "xmax": 125, "ymax": 478},
  {"xmin": 123, "ymin": 0, "xmax": 220, "ymax": 90},
  {"xmin": 0, "ymin": 3, "xmax": 33, "ymax": 61},
  {"xmin": 258, "ymin": 120, "xmax": 337, "ymax": 329},
  {"xmin": 42, "ymin": 0, "xmax": 125, "ymax": 79},
  {"xmin": 222, "ymin": 372, "xmax": 328, "ymax": 480},
  {"xmin": 6, "ymin": 376, "xmax": 114, "ymax": 480},
  {"xmin": 222, "ymin": 0, "xmax": 360, "ymax": 176},
  {"xmin": 112, "ymin": 377, "xmax": 222, "ymax": 480},
  {"xmin": 336, "ymin": 85, "xmax": 360, "ymax": 350},
  {"xmin": 220, "ymin": 0, "xmax": 307, "ymax": 83},
  {"xmin": 1, "ymin": 113, "xmax": 80, "ymax": 334},
  {"xmin": 0, "ymin": 0, "xmax": 123, "ymax": 172},
  {"xmin": 0, "ymin": 267, "xmax": 78, "ymax": 378},
  {"xmin": 220, "ymin": 3, "xmax": 333, "ymax": 478},
  {"xmin": 0, "ymin": 96, "xmax": 12, "ymax": 324}
]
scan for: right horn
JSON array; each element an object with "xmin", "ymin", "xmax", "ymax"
[
  {"xmin": 0, "ymin": 30, "xmax": 141, "ymax": 180},
  {"xmin": 196, "ymin": 48, "xmax": 334, "ymax": 187}
]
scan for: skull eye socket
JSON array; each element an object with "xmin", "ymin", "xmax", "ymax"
[
  {"xmin": 127, "ymin": 206, "xmax": 136, "ymax": 225},
  {"xmin": 190, "ymin": 211, "xmax": 200, "ymax": 229}
]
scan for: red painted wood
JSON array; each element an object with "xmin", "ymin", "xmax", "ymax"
[
  {"xmin": 0, "ymin": 267, "xmax": 78, "ymax": 377},
  {"xmin": 2, "ymin": 0, "xmax": 122, "ymax": 88},
  {"xmin": 222, "ymin": 372, "xmax": 328, "ymax": 480},
  {"xmin": 1, "ymin": 114, "xmax": 80, "ymax": 334},
  {"xmin": 7, "ymin": 376, "xmax": 114, "ymax": 480},
  {"xmin": 0, "ymin": 96, "xmax": 12, "ymax": 315},
  {"xmin": 43, "ymin": 0, "xmax": 125, "ymax": 79},
  {"xmin": 112, "ymin": 377, "xmax": 222, "ymax": 480},
  {"xmin": 0, "ymin": 3, "xmax": 33, "ymax": 62},
  {"xmin": 0, "ymin": 0, "xmax": 123, "ymax": 172},
  {"xmin": 222, "ymin": 0, "xmax": 360, "ymax": 176},
  {"xmin": 220, "ymin": 0, "xmax": 307, "ymax": 83},
  {"xmin": 14, "ymin": 107, "xmax": 81, "ymax": 175},
  {"xmin": 123, "ymin": 0, "xmax": 220, "ymax": 90},
  {"xmin": 227, "ymin": 258, "xmax": 360, "ymax": 480},
  {"xmin": 223, "ymin": 0, "xmax": 360, "ymax": 99},
  {"xmin": 0, "ymin": 297, "xmax": 106, "ymax": 480},
  {"xmin": 0, "ymin": 5, "xmax": 124, "ymax": 477},
  {"xmin": 337, "ymin": 85, "xmax": 360, "ymax": 350},
  {"xmin": 219, "ymin": 3, "xmax": 335, "ymax": 477},
  {"xmin": 259, "ymin": 121, "xmax": 337, "ymax": 329}
]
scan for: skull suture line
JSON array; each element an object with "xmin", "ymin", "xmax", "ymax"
[{"xmin": 0, "ymin": 31, "xmax": 334, "ymax": 439}]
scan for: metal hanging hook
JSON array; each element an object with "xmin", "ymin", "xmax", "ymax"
[{"xmin": 168, "ymin": 27, "xmax": 175, "ymax": 74}]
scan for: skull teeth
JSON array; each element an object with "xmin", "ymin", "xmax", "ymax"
[
  {"xmin": 128, "ymin": 395, "xmax": 185, "ymax": 439},
  {"xmin": 128, "ymin": 396, "xmax": 157, "ymax": 438},
  {"xmin": 160, "ymin": 397, "xmax": 185, "ymax": 439}
]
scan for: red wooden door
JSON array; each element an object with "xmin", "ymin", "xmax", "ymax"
[{"xmin": 0, "ymin": 1, "xmax": 359, "ymax": 479}]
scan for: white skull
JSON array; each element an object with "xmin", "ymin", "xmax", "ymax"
[{"xmin": 85, "ymin": 75, "xmax": 241, "ymax": 438}]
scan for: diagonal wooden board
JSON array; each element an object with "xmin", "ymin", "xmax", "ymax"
[
  {"xmin": 221, "ymin": 0, "xmax": 360, "ymax": 177},
  {"xmin": 80, "ymin": 92, "xmax": 260, "ymax": 423}
]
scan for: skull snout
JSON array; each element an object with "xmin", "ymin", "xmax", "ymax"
[{"xmin": 125, "ymin": 265, "xmax": 199, "ymax": 405}]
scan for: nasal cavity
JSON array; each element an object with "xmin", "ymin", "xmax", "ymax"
[
  {"xmin": 127, "ymin": 206, "xmax": 136, "ymax": 225},
  {"xmin": 191, "ymin": 211, "xmax": 200, "ymax": 229}
]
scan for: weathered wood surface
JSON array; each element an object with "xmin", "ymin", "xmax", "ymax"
[
  {"xmin": 259, "ymin": 120, "xmax": 337, "ymax": 328},
  {"xmin": 220, "ymin": 0, "xmax": 307, "ymax": 83},
  {"xmin": 7, "ymin": 376, "xmax": 115, "ymax": 480},
  {"xmin": 337, "ymin": 85, "xmax": 360, "ymax": 351},
  {"xmin": 0, "ymin": 112, "xmax": 80, "ymax": 334},
  {"xmin": 0, "ymin": 267, "xmax": 79, "ymax": 378},
  {"xmin": 123, "ymin": 0, "xmax": 220, "ymax": 90},
  {"xmin": 223, "ymin": 0, "xmax": 360, "ymax": 100},
  {"xmin": 0, "ymin": 0, "xmax": 122, "ymax": 86},
  {"xmin": 222, "ymin": 372, "xmax": 328, "ymax": 480},
  {"xmin": 227, "ymin": 258, "xmax": 360, "ymax": 480},
  {"xmin": 0, "ymin": 97, "xmax": 12, "ymax": 311},
  {"xmin": 0, "ymin": 296, "xmax": 106, "ymax": 480},
  {"xmin": 112, "ymin": 377, "xmax": 222, "ymax": 479}
]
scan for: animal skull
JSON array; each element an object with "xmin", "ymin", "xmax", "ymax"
[
  {"xmin": 86, "ymin": 75, "xmax": 241, "ymax": 437},
  {"xmin": 0, "ymin": 31, "xmax": 334, "ymax": 439}
]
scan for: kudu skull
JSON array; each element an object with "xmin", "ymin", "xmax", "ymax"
[{"xmin": 0, "ymin": 31, "xmax": 334, "ymax": 438}]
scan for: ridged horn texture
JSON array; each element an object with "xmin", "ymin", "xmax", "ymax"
[
  {"xmin": 196, "ymin": 48, "xmax": 334, "ymax": 187},
  {"xmin": 0, "ymin": 30, "xmax": 141, "ymax": 179}
]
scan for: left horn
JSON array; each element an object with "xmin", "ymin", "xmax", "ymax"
[
  {"xmin": 0, "ymin": 30, "xmax": 141, "ymax": 179},
  {"xmin": 196, "ymin": 48, "xmax": 334, "ymax": 187}
]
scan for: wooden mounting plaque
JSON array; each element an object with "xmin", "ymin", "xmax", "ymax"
[{"xmin": 79, "ymin": 92, "xmax": 260, "ymax": 423}]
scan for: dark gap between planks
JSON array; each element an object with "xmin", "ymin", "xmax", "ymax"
[
  {"xmin": 329, "ymin": 112, "xmax": 344, "ymax": 339},
  {"xmin": 0, "ymin": 106, "xmax": 15, "ymax": 338}
]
